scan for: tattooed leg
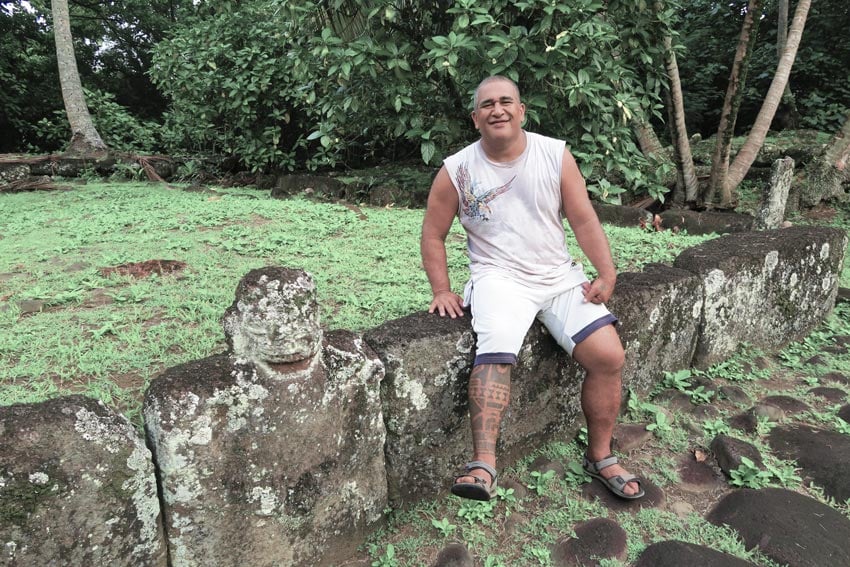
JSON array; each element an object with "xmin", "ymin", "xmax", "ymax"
[{"xmin": 456, "ymin": 363, "xmax": 512, "ymax": 488}]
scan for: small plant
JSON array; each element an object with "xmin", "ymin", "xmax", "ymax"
[
  {"xmin": 430, "ymin": 517, "xmax": 456, "ymax": 538},
  {"xmin": 834, "ymin": 417, "xmax": 850, "ymax": 436},
  {"xmin": 646, "ymin": 411, "xmax": 673, "ymax": 436},
  {"xmin": 764, "ymin": 460, "xmax": 802, "ymax": 488},
  {"xmin": 495, "ymin": 486, "xmax": 519, "ymax": 517},
  {"xmin": 483, "ymin": 555, "xmax": 508, "ymax": 567},
  {"xmin": 688, "ymin": 385, "xmax": 715, "ymax": 405},
  {"xmin": 754, "ymin": 415, "xmax": 775, "ymax": 436},
  {"xmin": 456, "ymin": 499, "xmax": 497, "ymax": 525},
  {"xmin": 702, "ymin": 418, "xmax": 730, "ymax": 438},
  {"xmin": 576, "ymin": 426, "xmax": 588, "ymax": 447},
  {"xmin": 565, "ymin": 460, "xmax": 591, "ymax": 487},
  {"xmin": 729, "ymin": 457, "xmax": 772, "ymax": 489},
  {"xmin": 525, "ymin": 545, "xmax": 552, "ymax": 565},
  {"xmin": 662, "ymin": 369, "xmax": 692, "ymax": 391},
  {"xmin": 803, "ymin": 376, "xmax": 820, "ymax": 387},
  {"xmin": 527, "ymin": 469, "xmax": 556, "ymax": 496},
  {"xmin": 370, "ymin": 543, "xmax": 398, "ymax": 567}
]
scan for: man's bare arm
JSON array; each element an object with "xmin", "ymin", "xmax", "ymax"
[
  {"xmin": 559, "ymin": 150, "xmax": 617, "ymax": 304},
  {"xmin": 421, "ymin": 166, "xmax": 465, "ymax": 317}
]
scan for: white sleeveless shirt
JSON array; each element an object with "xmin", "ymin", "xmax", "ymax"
[{"xmin": 443, "ymin": 131, "xmax": 587, "ymax": 288}]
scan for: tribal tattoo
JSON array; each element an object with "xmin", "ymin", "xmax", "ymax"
[{"xmin": 468, "ymin": 363, "xmax": 512, "ymax": 458}]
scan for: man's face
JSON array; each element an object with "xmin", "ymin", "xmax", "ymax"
[{"xmin": 471, "ymin": 79, "xmax": 526, "ymax": 142}]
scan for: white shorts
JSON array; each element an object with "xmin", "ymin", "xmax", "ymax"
[{"xmin": 463, "ymin": 273, "xmax": 618, "ymax": 366}]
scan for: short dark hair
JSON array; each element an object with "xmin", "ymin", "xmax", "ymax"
[{"xmin": 473, "ymin": 76, "xmax": 521, "ymax": 109}]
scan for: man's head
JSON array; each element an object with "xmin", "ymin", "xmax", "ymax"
[{"xmin": 471, "ymin": 76, "xmax": 526, "ymax": 143}]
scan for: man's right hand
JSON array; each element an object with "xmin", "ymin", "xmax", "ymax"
[{"xmin": 428, "ymin": 290, "xmax": 465, "ymax": 318}]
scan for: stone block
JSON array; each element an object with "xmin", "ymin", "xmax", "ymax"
[
  {"xmin": 674, "ymin": 226, "xmax": 847, "ymax": 367},
  {"xmin": 608, "ymin": 264, "xmax": 703, "ymax": 395},
  {"xmin": 0, "ymin": 396, "xmax": 166, "ymax": 566}
]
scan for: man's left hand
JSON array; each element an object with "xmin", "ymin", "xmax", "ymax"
[{"xmin": 581, "ymin": 276, "xmax": 615, "ymax": 304}]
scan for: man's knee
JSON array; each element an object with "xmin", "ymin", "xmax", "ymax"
[{"xmin": 574, "ymin": 328, "xmax": 624, "ymax": 375}]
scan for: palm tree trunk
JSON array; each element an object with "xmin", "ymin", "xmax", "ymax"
[
  {"xmin": 632, "ymin": 115, "xmax": 665, "ymax": 158},
  {"xmin": 776, "ymin": 0, "xmax": 800, "ymax": 128},
  {"xmin": 725, "ymin": 0, "xmax": 812, "ymax": 192},
  {"xmin": 52, "ymin": 0, "xmax": 107, "ymax": 155},
  {"xmin": 663, "ymin": 34, "xmax": 698, "ymax": 203},
  {"xmin": 703, "ymin": 0, "xmax": 763, "ymax": 207}
]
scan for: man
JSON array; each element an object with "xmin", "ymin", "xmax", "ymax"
[{"xmin": 420, "ymin": 75, "xmax": 644, "ymax": 501}]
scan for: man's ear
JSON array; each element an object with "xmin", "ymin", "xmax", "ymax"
[{"xmin": 471, "ymin": 110, "xmax": 480, "ymax": 130}]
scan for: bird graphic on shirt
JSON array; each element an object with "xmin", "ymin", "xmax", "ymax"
[{"xmin": 455, "ymin": 162, "xmax": 515, "ymax": 221}]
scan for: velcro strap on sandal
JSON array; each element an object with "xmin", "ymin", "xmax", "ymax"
[
  {"xmin": 464, "ymin": 460, "xmax": 497, "ymax": 482},
  {"xmin": 610, "ymin": 474, "xmax": 640, "ymax": 489},
  {"xmin": 590, "ymin": 455, "xmax": 618, "ymax": 472}
]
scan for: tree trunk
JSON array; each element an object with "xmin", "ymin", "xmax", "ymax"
[
  {"xmin": 663, "ymin": 34, "xmax": 698, "ymax": 203},
  {"xmin": 725, "ymin": 0, "xmax": 811, "ymax": 192},
  {"xmin": 703, "ymin": 0, "xmax": 763, "ymax": 208},
  {"xmin": 52, "ymin": 0, "xmax": 108, "ymax": 156},
  {"xmin": 800, "ymin": 111, "xmax": 850, "ymax": 207},
  {"xmin": 776, "ymin": 0, "xmax": 801, "ymax": 129},
  {"xmin": 632, "ymin": 115, "xmax": 665, "ymax": 158}
]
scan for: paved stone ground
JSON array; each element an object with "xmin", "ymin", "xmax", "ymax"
[{"xmin": 345, "ymin": 300, "xmax": 850, "ymax": 567}]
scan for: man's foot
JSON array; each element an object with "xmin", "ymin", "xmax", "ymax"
[
  {"xmin": 583, "ymin": 454, "xmax": 644, "ymax": 499},
  {"xmin": 451, "ymin": 460, "xmax": 498, "ymax": 501}
]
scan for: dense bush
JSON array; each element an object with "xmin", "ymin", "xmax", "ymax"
[{"xmin": 150, "ymin": 0, "xmax": 677, "ymax": 201}]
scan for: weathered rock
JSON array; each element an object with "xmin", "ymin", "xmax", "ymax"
[
  {"xmin": 592, "ymin": 202, "xmax": 652, "ymax": 229},
  {"xmin": 718, "ymin": 385, "xmax": 751, "ymax": 405},
  {"xmin": 551, "ymin": 518, "xmax": 627, "ymax": 567},
  {"xmin": 0, "ymin": 163, "xmax": 29, "ymax": 184},
  {"xmin": 633, "ymin": 540, "xmax": 757, "ymax": 566},
  {"xmin": 430, "ymin": 543, "xmax": 473, "ymax": 567},
  {"xmin": 271, "ymin": 174, "xmax": 346, "ymax": 200},
  {"xmin": 838, "ymin": 404, "xmax": 850, "ymax": 422},
  {"xmin": 612, "ymin": 423, "xmax": 652, "ymax": 453},
  {"xmin": 659, "ymin": 209, "xmax": 753, "ymax": 235},
  {"xmin": 768, "ymin": 424, "xmax": 850, "ymax": 502},
  {"xmin": 144, "ymin": 268, "xmax": 387, "ymax": 566},
  {"xmin": 807, "ymin": 386, "xmax": 847, "ymax": 402},
  {"xmin": 707, "ymin": 488, "xmax": 850, "ymax": 567},
  {"xmin": 0, "ymin": 396, "xmax": 166, "ymax": 566},
  {"xmin": 607, "ymin": 264, "xmax": 703, "ymax": 395},
  {"xmin": 754, "ymin": 157, "xmax": 795, "ymax": 230},
  {"xmin": 364, "ymin": 311, "xmax": 583, "ymax": 503},
  {"xmin": 677, "ymin": 454, "xmax": 724, "ymax": 493},
  {"xmin": 710, "ymin": 435, "xmax": 763, "ymax": 477},
  {"xmin": 758, "ymin": 394, "xmax": 810, "ymax": 415},
  {"xmin": 674, "ymin": 227, "xmax": 847, "ymax": 367}
]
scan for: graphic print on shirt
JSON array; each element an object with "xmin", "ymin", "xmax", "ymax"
[{"xmin": 455, "ymin": 161, "xmax": 515, "ymax": 222}]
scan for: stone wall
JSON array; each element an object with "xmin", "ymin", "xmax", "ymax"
[{"xmin": 0, "ymin": 226, "xmax": 846, "ymax": 566}]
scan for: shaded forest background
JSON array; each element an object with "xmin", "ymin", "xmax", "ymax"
[{"xmin": 1, "ymin": 0, "xmax": 848, "ymax": 205}]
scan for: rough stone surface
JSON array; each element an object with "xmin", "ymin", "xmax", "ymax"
[
  {"xmin": 754, "ymin": 157, "xmax": 795, "ymax": 230},
  {"xmin": 677, "ymin": 455, "xmax": 724, "ymax": 493},
  {"xmin": 430, "ymin": 543, "xmax": 473, "ymax": 567},
  {"xmin": 633, "ymin": 540, "xmax": 757, "ymax": 567},
  {"xmin": 758, "ymin": 394, "xmax": 810, "ymax": 415},
  {"xmin": 659, "ymin": 209, "xmax": 754, "ymax": 235},
  {"xmin": 838, "ymin": 404, "xmax": 850, "ymax": 422},
  {"xmin": 364, "ymin": 311, "xmax": 584, "ymax": 503},
  {"xmin": 707, "ymin": 488, "xmax": 850, "ymax": 567},
  {"xmin": 710, "ymin": 435, "xmax": 763, "ymax": 476},
  {"xmin": 768, "ymin": 424, "xmax": 850, "ymax": 502},
  {"xmin": 607, "ymin": 264, "xmax": 703, "ymax": 395},
  {"xmin": 271, "ymin": 174, "xmax": 346, "ymax": 200},
  {"xmin": 144, "ymin": 267, "xmax": 387, "ymax": 566},
  {"xmin": 718, "ymin": 385, "xmax": 751, "ymax": 405},
  {"xmin": 674, "ymin": 227, "xmax": 847, "ymax": 367},
  {"xmin": 0, "ymin": 395, "xmax": 166, "ymax": 566},
  {"xmin": 551, "ymin": 518, "xmax": 627, "ymax": 567},
  {"xmin": 807, "ymin": 386, "xmax": 847, "ymax": 402},
  {"xmin": 592, "ymin": 202, "xmax": 652, "ymax": 228},
  {"xmin": 612, "ymin": 423, "xmax": 652, "ymax": 453}
]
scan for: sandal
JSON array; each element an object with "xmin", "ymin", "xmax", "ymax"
[
  {"xmin": 451, "ymin": 461, "xmax": 498, "ymax": 501},
  {"xmin": 583, "ymin": 454, "xmax": 645, "ymax": 500}
]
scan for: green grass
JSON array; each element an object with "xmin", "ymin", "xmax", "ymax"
[{"xmin": 0, "ymin": 181, "xmax": 712, "ymax": 421}]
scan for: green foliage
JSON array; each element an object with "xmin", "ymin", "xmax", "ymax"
[
  {"xmin": 33, "ymin": 89, "xmax": 161, "ymax": 153},
  {"xmin": 370, "ymin": 543, "xmax": 398, "ymax": 567},
  {"xmin": 457, "ymin": 499, "xmax": 497, "ymax": 525},
  {"xmin": 150, "ymin": 0, "xmax": 675, "ymax": 197},
  {"xmin": 662, "ymin": 369, "xmax": 692, "ymax": 391},
  {"xmin": 527, "ymin": 469, "xmax": 556, "ymax": 496},
  {"xmin": 430, "ymin": 517, "xmax": 457, "ymax": 537},
  {"xmin": 729, "ymin": 456, "xmax": 772, "ymax": 489}
]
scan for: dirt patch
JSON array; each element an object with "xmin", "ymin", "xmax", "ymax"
[{"xmin": 99, "ymin": 259, "xmax": 187, "ymax": 279}]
